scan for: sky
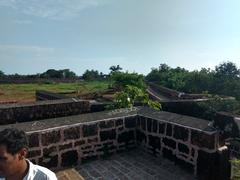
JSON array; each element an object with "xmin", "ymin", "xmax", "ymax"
[{"xmin": 0, "ymin": 0, "xmax": 240, "ymax": 75}]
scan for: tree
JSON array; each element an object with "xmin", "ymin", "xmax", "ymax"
[
  {"xmin": 82, "ymin": 69, "xmax": 100, "ymax": 81},
  {"xmin": 60, "ymin": 69, "xmax": 77, "ymax": 78},
  {"xmin": 146, "ymin": 64, "xmax": 188, "ymax": 91},
  {"xmin": 109, "ymin": 65, "xmax": 122, "ymax": 74},
  {"xmin": 215, "ymin": 61, "xmax": 240, "ymax": 78},
  {"xmin": 111, "ymin": 71, "xmax": 146, "ymax": 90},
  {"xmin": 40, "ymin": 69, "xmax": 61, "ymax": 78},
  {"xmin": 40, "ymin": 69, "xmax": 77, "ymax": 78},
  {"xmin": 0, "ymin": 70, "xmax": 5, "ymax": 77}
]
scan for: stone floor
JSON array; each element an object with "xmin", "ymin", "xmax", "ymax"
[{"xmin": 75, "ymin": 149, "xmax": 197, "ymax": 180}]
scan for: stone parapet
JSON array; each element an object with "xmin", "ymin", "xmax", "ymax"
[
  {"xmin": 0, "ymin": 107, "xmax": 229, "ymax": 179},
  {"xmin": 0, "ymin": 98, "xmax": 90, "ymax": 125}
]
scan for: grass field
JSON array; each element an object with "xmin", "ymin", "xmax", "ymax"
[{"xmin": 0, "ymin": 81, "xmax": 110, "ymax": 103}]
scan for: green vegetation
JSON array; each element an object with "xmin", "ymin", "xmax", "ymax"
[
  {"xmin": 0, "ymin": 70, "xmax": 4, "ymax": 77},
  {"xmin": 111, "ymin": 71, "xmax": 146, "ymax": 90},
  {"xmin": 146, "ymin": 61, "xmax": 240, "ymax": 115},
  {"xmin": 113, "ymin": 85, "xmax": 161, "ymax": 110},
  {"xmin": 0, "ymin": 81, "xmax": 109, "ymax": 102},
  {"xmin": 109, "ymin": 65, "xmax": 122, "ymax": 74},
  {"xmin": 108, "ymin": 72, "xmax": 161, "ymax": 110},
  {"xmin": 231, "ymin": 159, "xmax": 240, "ymax": 180},
  {"xmin": 40, "ymin": 69, "xmax": 77, "ymax": 78},
  {"xmin": 82, "ymin": 69, "xmax": 104, "ymax": 81},
  {"xmin": 146, "ymin": 62, "xmax": 240, "ymax": 100}
]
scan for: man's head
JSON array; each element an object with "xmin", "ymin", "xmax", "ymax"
[{"xmin": 0, "ymin": 128, "xmax": 28, "ymax": 177}]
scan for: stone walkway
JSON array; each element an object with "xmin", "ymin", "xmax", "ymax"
[{"xmin": 75, "ymin": 149, "xmax": 197, "ymax": 180}]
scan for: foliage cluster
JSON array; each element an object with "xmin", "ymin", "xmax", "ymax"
[
  {"xmin": 108, "ymin": 72, "xmax": 161, "ymax": 110},
  {"xmin": 111, "ymin": 71, "xmax": 146, "ymax": 90},
  {"xmin": 82, "ymin": 69, "xmax": 105, "ymax": 81},
  {"xmin": 0, "ymin": 69, "xmax": 78, "ymax": 79},
  {"xmin": 197, "ymin": 95, "xmax": 240, "ymax": 120},
  {"xmin": 40, "ymin": 69, "xmax": 77, "ymax": 79},
  {"xmin": 113, "ymin": 85, "xmax": 161, "ymax": 110},
  {"xmin": 231, "ymin": 159, "xmax": 240, "ymax": 180},
  {"xmin": 146, "ymin": 62, "xmax": 240, "ymax": 100}
]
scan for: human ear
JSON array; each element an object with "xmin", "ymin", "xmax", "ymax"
[{"xmin": 18, "ymin": 148, "xmax": 27, "ymax": 160}]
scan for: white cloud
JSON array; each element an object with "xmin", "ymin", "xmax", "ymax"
[{"xmin": 0, "ymin": 0, "xmax": 109, "ymax": 20}]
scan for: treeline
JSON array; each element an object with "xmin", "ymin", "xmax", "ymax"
[
  {"xmin": 146, "ymin": 61, "xmax": 240, "ymax": 100},
  {"xmin": 0, "ymin": 69, "xmax": 77, "ymax": 79},
  {"xmin": 0, "ymin": 65, "xmax": 123, "ymax": 81}
]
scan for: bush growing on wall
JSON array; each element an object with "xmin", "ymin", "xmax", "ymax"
[
  {"xmin": 111, "ymin": 71, "xmax": 146, "ymax": 90},
  {"xmin": 108, "ymin": 85, "xmax": 161, "ymax": 110}
]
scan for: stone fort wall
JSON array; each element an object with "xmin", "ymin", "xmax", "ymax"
[
  {"xmin": 0, "ymin": 99, "xmax": 90, "ymax": 125},
  {"xmin": 1, "ymin": 107, "xmax": 227, "ymax": 180}
]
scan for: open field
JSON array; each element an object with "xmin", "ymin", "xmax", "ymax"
[{"xmin": 0, "ymin": 81, "xmax": 110, "ymax": 103}]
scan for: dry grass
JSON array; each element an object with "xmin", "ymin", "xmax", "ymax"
[{"xmin": 0, "ymin": 81, "xmax": 110, "ymax": 103}]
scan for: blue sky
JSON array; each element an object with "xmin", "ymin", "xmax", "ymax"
[{"xmin": 0, "ymin": 0, "xmax": 240, "ymax": 75}]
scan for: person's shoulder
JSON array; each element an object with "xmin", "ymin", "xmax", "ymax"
[{"xmin": 32, "ymin": 164, "xmax": 57, "ymax": 180}]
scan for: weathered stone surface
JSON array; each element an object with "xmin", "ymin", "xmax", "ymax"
[
  {"xmin": 59, "ymin": 143, "xmax": 72, "ymax": 151},
  {"xmin": 147, "ymin": 118, "xmax": 152, "ymax": 132},
  {"xmin": 162, "ymin": 147, "xmax": 176, "ymax": 161},
  {"xmin": 0, "ymin": 99, "xmax": 90, "ymax": 125},
  {"xmin": 64, "ymin": 127, "xmax": 80, "ymax": 140},
  {"xmin": 99, "ymin": 120, "xmax": 114, "ymax": 129},
  {"xmin": 166, "ymin": 124, "xmax": 172, "ymax": 137},
  {"xmin": 83, "ymin": 124, "xmax": 98, "ymax": 137},
  {"xmin": 191, "ymin": 130, "xmax": 215, "ymax": 149},
  {"xmin": 116, "ymin": 119, "xmax": 123, "ymax": 127},
  {"xmin": 197, "ymin": 150, "xmax": 218, "ymax": 180},
  {"xmin": 88, "ymin": 137, "xmax": 98, "ymax": 143},
  {"xmin": 163, "ymin": 137, "xmax": 176, "ymax": 149},
  {"xmin": 175, "ymin": 157, "xmax": 194, "ymax": 173},
  {"xmin": 28, "ymin": 150, "xmax": 41, "ymax": 158},
  {"xmin": 136, "ymin": 130, "xmax": 146, "ymax": 143},
  {"xmin": 159, "ymin": 122, "xmax": 166, "ymax": 134},
  {"xmin": 61, "ymin": 150, "xmax": 78, "ymax": 167},
  {"xmin": 178, "ymin": 143, "xmax": 189, "ymax": 154},
  {"xmin": 2, "ymin": 107, "xmax": 222, "ymax": 178},
  {"xmin": 140, "ymin": 117, "xmax": 146, "ymax": 131},
  {"xmin": 148, "ymin": 135, "xmax": 161, "ymax": 150},
  {"xmin": 98, "ymin": 144, "xmax": 116, "ymax": 155},
  {"xmin": 76, "ymin": 149, "xmax": 196, "ymax": 180},
  {"xmin": 136, "ymin": 116, "xmax": 141, "ymax": 127},
  {"xmin": 174, "ymin": 126, "xmax": 189, "ymax": 142},
  {"xmin": 100, "ymin": 129, "xmax": 116, "ymax": 141},
  {"xmin": 42, "ymin": 130, "xmax": 61, "ymax": 146},
  {"xmin": 39, "ymin": 155, "xmax": 58, "ymax": 168},
  {"xmin": 118, "ymin": 130, "xmax": 135, "ymax": 143},
  {"xmin": 81, "ymin": 155, "xmax": 98, "ymax": 164},
  {"xmin": 152, "ymin": 119, "xmax": 158, "ymax": 133},
  {"xmin": 28, "ymin": 133, "xmax": 40, "ymax": 148},
  {"xmin": 81, "ymin": 145, "xmax": 92, "ymax": 150},
  {"xmin": 43, "ymin": 146, "xmax": 57, "ymax": 156},
  {"xmin": 74, "ymin": 140, "xmax": 85, "ymax": 147},
  {"xmin": 125, "ymin": 116, "xmax": 136, "ymax": 128},
  {"xmin": 191, "ymin": 148, "xmax": 195, "ymax": 157}
]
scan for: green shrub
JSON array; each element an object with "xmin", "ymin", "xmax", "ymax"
[{"xmin": 231, "ymin": 159, "xmax": 240, "ymax": 180}]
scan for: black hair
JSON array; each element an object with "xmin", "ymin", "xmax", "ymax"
[{"xmin": 0, "ymin": 128, "xmax": 28, "ymax": 155}]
